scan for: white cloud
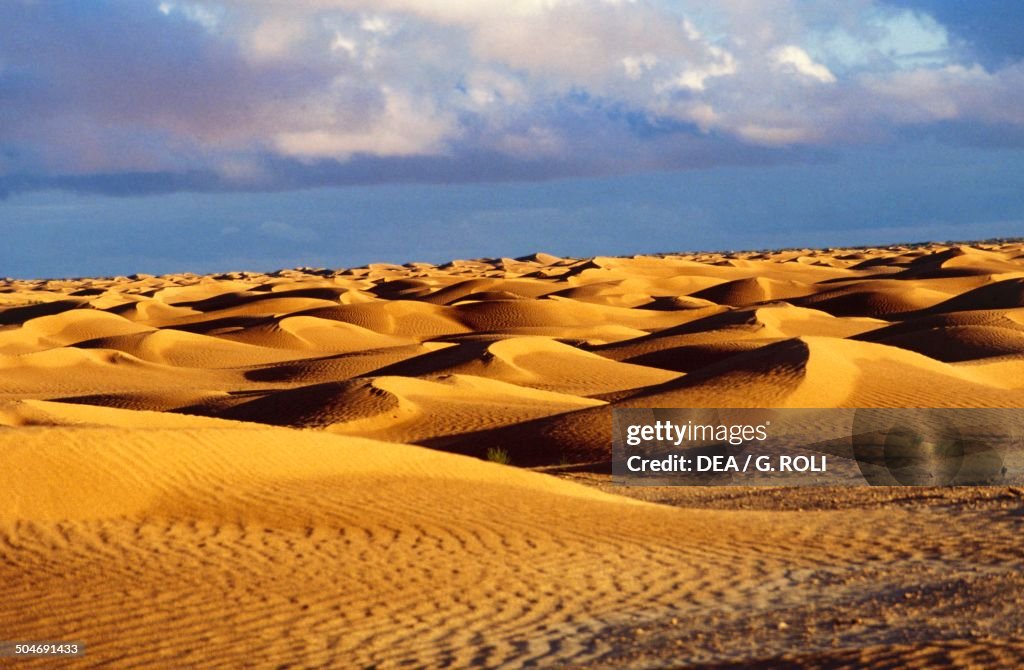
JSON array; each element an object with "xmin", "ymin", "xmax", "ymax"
[
  {"xmin": 772, "ymin": 45, "xmax": 836, "ymax": 84},
  {"xmin": 664, "ymin": 46, "xmax": 737, "ymax": 92},
  {"xmin": 360, "ymin": 15, "xmax": 392, "ymax": 34},
  {"xmin": 206, "ymin": 0, "xmax": 1015, "ymax": 159},
  {"xmin": 330, "ymin": 33, "xmax": 357, "ymax": 56},
  {"xmin": 245, "ymin": 15, "xmax": 307, "ymax": 61},
  {"xmin": 273, "ymin": 89, "xmax": 454, "ymax": 159},
  {"xmin": 461, "ymin": 69, "xmax": 529, "ymax": 109},
  {"xmin": 4, "ymin": 0, "xmax": 1024, "ymax": 188},
  {"xmin": 157, "ymin": 2, "xmax": 222, "ymax": 32},
  {"xmin": 622, "ymin": 53, "xmax": 658, "ymax": 81},
  {"xmin": 861, "ymin": 63, "xmax": 1024, "ymax": 126}
]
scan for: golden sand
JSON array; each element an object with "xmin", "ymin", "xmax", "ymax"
[{"xmin": 2, "ymin": 241, "xmax": 1024, "ymax": 667}]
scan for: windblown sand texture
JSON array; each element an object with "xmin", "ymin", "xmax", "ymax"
[{"xmin": 3, "ymin": 241, "xmax": 1024, "ymax": 668}]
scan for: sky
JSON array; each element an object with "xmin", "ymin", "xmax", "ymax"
[{"xmin": 2, "ymin": 0, "xmax": 1023, "ymax": 277}]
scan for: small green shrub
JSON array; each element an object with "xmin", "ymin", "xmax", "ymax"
[{"xmin": 485, "ymin": 447, "xmax": 511, "ymax": 465}]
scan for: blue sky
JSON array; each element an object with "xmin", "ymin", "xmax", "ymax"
[{"xmin": 2, "ymin": 1, "xmax": 1023, "ymax": 277}]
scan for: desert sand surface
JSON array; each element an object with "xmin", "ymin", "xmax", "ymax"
[{"xmin": 3, "ymin": 240, "xmax": 1024, "ymax": 668}]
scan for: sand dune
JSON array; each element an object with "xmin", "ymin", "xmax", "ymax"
[
  {"xmin": 858, "ymin": 309, "xmax": 1024, "ymax": 362},
  {"xmin": 78, "ymin": 329, "xmax": 323, "ymax": 368},
  {"xmin": 223, "ymin": 373, "xmax": 605, "ymax": 444},
  {"xmin": 106, "ymin": 297, "xmax": 201, "ymax": 325},
  {"xmin": 296, "ymin": 300, "xmax": 472, "ymax": 339},
  {"xmin": 928, "ymin": 276, "xmax": 1024, "ymax": 312},
  {"xmin": 792, "ymin": 282, "xmax": 954, "ymax": 316},
  {"xmin": 451, "ymin": 295, "xmax": 692, "ymax": 332},
  {"xmin": 215, "ymin": 315, "xmax": 415, "ymax": 352},
  {"xmin": 240, "ymin": 343, "xmax": 449, "ymax": 384},
  {"xmin": 3, "ymin": 243, "xmax": 1023, "ymax": 453},
  {"xmin": 2, "ymin": 240, "xmax": 1024, "ymax": 667},
  {"xmin": 593, "ymin": 303, "xmax": 880, "ymax": 370},
  {"xmin": 689, "ymin": 276, "xmax": 815, "ymax": 306},
  {"xmin": 3, "ymin": 241, "xmax": 1023, "ymax": 460},
  {"xmin": 5, "ymin": 417, "xmax": 1022, "ymax": 668},
  {"xmin": 370, "ymin": 335, "xmax": 680, "ymax": 395},
  {"xmin": 0, "ymin": 347, "xmax": 239, "ymax": 399},
  {"xmin": 18, "ymin": 309, "xmax": 154, "ymax": 347},
  {"xmin": 895, "ymin": 244, "xmax": 1024, "ymax": 278},
  {"xmin": 634, "ymin": 335, "xmax": 1024, "ymax": 408}
]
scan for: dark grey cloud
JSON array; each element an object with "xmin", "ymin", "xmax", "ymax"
[{"xmin": 3, "ymin": 141, "xmax": 1021, "ymax": 279}]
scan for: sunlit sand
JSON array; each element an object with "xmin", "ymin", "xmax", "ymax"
[{"xmin": 3, "ymin": 241, "xmax": 1024, "ymax": 667}]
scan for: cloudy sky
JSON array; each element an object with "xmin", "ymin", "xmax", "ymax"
[{"xmin": 2, "ymin": 0, "xmax": 1023, "ymax": 277}]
